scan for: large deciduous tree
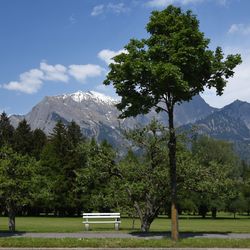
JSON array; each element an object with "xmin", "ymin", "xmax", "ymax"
[{"xmin": 104, "ymin": 5, "xmax": 241, "ymax": 240}]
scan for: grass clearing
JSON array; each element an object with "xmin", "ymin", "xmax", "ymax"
[
  {"xmin": 0, "ymin": 214, "xmax": 249, "ymax": 233},
  {"xmin": 0, "ymin": 214, "xmax": 249, "ymax": 247},
  {"xmin": 0, "ymin": 237, "xmax": 249, "ymax": 248}
]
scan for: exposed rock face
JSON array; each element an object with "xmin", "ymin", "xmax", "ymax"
[
  {"xmin": 182, "ymin": 100, "xmax": 250, "ymax": 162},
  {"xmin": 9, "ymin": 91, "xmax": 250, "ymax": 161},
  {"xmin": 10, "ymin": 90, "xmax": 215, "ymax": 149}
]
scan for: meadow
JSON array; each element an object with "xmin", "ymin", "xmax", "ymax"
[
  {"xmin": 0, "ymin": 214, "xmax": 249, "ymax": 247},
  {"xmin": 0, "ymin": 213, "xmax": 249, "ymax": 233}
]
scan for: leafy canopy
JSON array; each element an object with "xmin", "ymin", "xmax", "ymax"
[{"xmin": 104, "ymin": 5, "xmax": 241, "ymax": 117}]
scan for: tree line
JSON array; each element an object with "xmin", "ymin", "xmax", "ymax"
[{"xmin": 0, "ymin": 112, "xmax": 250, "ymax": 232}]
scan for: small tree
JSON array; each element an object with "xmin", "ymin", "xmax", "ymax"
[
  {"xmin": 104, "ymin": 5, "xmax": 241, "ymax": 240},
  {"xmin": 0, "ymin": 147, "xmax": 35, "ymax": 231},
  {"xmin": 116, "ymin": 120, "xmax": 170, "ymax": 232}
]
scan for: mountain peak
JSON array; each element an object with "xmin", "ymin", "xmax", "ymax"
[
  {"xmin": 225, "ymin": 99, "xmax": 249, "ymax": 108},
  {"xmin": 58, "ymin": 90, "xmax": 118, "ymax": 105}
]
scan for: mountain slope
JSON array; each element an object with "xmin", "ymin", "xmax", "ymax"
[
  {"xmin": 183, "ymin": 100, "xmax": 250, "ymax": 162},
  {"xmin": 10, "ymin": 90, "xmax": 216, "ymax": 148}
]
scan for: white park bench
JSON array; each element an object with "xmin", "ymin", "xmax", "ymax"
[{"xmin": 82, "ymin": 213, "xmax": 121, "ymax": 231}]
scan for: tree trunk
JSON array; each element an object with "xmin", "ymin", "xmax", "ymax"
[
  {"xmin": 211, "ymin": 207, "xmax": 217, "ymax": 219},
  {"xmin": 199, "ymin": 205, "xmax": 207, "ymax": 218},
  {"xmin": 132, "ymin": 216, "xmax": 135, "ymax": 230},
  {"xmin": 8, "ymin": 207, "xmax": 16, "ymax": 232},
  {"xmin": 168, "ymin": 104, "xmax": 179, "ymax": 241},
  {"xmin": 140, "ymin": 216, "xmax": 154, "ymax": 232}
]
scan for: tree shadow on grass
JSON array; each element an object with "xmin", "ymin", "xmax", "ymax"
[
  {"xmin": 0, "ymin": 231, "xmax": 26, "ymax": 237},
  {"xmin": 129, "ymin": 231, "xmax": 233, "ymax": 239}
]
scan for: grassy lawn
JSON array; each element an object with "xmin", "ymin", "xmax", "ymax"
[
  {"xmin": 0, "ymin": 238, "xmax": 249, "ymax": 248},
  {"xmin": 0, "ymin": 213, "xmax": 249, "ymax": 233},
  {"xmin": 0, "ymin": 214, "xmax": 249, "ymax": 247}
]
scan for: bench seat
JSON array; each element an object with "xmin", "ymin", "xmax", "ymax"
[{"xmin": 82, "ymin": 212, "xmax": 121, "ymax": 231}]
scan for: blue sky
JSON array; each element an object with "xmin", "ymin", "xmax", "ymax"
[{"xmin": 0, "ymin": 0, "xmax": 250, "ymax": 114}]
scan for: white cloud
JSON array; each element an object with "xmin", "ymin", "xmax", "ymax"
[
  {"xmin": 146, "ymin": 0, "xmax": 203, "ymax": 7},
  {"xmin": 40, "ymin": 62, "xmax": 68, "ymax": 82},
  {"xmin": 228, "ymin": 24, "xmax": 250, "ymax": 36},
  {"xmin": 98, "ymin": 49, "xmax": 126, "ymax": 65},
  {"xmin": 68, "ymin": 64, "xmax": 104, "ymax": 82},
  {"xmin": 107, "ymin": 3, "xmax": 128, "ymax": 14},
  {"xmin": 201, "ymin": 48, "xmax": 250, "ymax": 108},
  {"xmin": 91, "ymin": 3, "xmax": 129, "ymax": 16},
  {"xmin": 91, "ymin": 5, "xmax": 105, "ymax": 16},
  {"xmin": 3, "ymin": 62, "xmax": 104, "ymax": 94},
  {"xmin": 3, "ymin": 69, "xmax": 44, "ymax": 94}
]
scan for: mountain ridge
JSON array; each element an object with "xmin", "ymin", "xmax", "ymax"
[
  {"xmin": 10, "ymin": 90, "xmax": 250, "ymax": 161},
  {"xmin": 182, "ymin": 99, "xmax": 250, "ymax": 162}
]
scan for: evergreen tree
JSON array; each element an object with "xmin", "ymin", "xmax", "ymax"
[
  {"xmin": 39, "ymin": 120, "xmax": 85, "ymax": 215},
  {"xmin": 0, "ymin": 112, "xmax": 14, "ymax": 147},
  {"xmin": 67, "ymin": 121, "xmax": 84, "ymax": 147},
  {"xmin": 13, "ymin": 119, "xmax": 33, "ymax": 155},
  {"xmin": 49, "ymin": 120, "xmax": 68, "ymax": 159},
  {"xmin": 32, "ymin": 128, "xmax": 47, "ymax": 160}
]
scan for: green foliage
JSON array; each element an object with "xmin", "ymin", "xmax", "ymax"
[
  {"xmin": 104, "ymin": 5, "xmax": 241, "ymax": 117},
  {"xmin": 75, "ymin": 139, "xmax": 116, "ymax": 212},
  {"xmin": 38, "ymin": 120, "xmax": 86, "ymax": 215},
  {"xmin": 0, "ymin": 146, "xmax": 36, "ymax": 230},
  {"xmin": 0, "ymin": 112, "xmax": 14, "ymax": 147},
  {"xmin": 32, "ymin": 128, "xmax": 47, "ymax": 160},
  {"xmin": 13, "ymin": 119, "xmax": 33, "ymax": 155},
  {"xmin": 67, "ymin": 120, "xmax": 85, "ymax": 147},
  {"xmin": 110, "ymin": 120, "xmax": 171, "ymax": 231},
  {"xmin": 104, "ymin": 5, "xmax": 241, "ymax": 239},
  {"xmin": 190, "ymin": 136, "xmax": 241, "ymax": 218},
  {"xmin": 0, "ymin": 146, "xmax": 36, "ymax": 206}
]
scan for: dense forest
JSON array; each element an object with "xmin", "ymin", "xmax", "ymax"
[{"xmin": 0, "ymin": 112, "xmax": 250, "ymax": 232}]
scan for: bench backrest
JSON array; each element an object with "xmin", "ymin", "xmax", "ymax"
[{"xmin": 83, "ymin": 213, "xmax": 120, "ymax": 219}]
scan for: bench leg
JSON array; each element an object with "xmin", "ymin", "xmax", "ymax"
[
  {"xmin": 85, "ymin": 223, "xmax": 89, "ymax": 231},
  {"xmin": 115, "ymin": 223, "xmax": 119, "ymax": 231}
]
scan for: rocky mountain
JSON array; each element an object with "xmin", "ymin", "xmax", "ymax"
[
  {"xmin": 10, "ymin": 90, "xmax": 215, "ymax": 149},
  {"xmin": 183, "ymin": 100, "xmax": 250, "ymax": 162},
  {"xmin": 10, "ymin": 90, "xmax": 250, "ymax": 161}
]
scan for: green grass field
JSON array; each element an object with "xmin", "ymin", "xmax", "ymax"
[
  {"xmin": 0, "ymin": 238, "xmax": 250, "ymax": 248},
  {"xmin": 0, "ymin": 213, "xmax": 249, "ymax": 233},
  {"xmin": 0, "ymin": 214, "xmax": 249, "ymax": 247}
]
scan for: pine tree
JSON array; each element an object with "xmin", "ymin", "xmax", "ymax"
[
  {"xmin": 0, "ymin": 112, "xmax": 14, "ymax": 147},
  {"xmin": 13, "ymin": 119, "xmax": 33, "ymax": 155},
  {"xmin": 32, "ymin": 128, "xmax": 47, "ymax": 160}
]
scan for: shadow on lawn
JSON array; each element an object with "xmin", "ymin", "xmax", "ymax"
[
  {"xmin": 0, "ymin": 231, "xmax": 26, "ymax": 237},
  {"xmin": 129, "ymin": 231, "xmax": 232, "ymax": 239}
]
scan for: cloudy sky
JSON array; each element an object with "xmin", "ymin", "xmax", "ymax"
[{"xmin": 0, "ymin": 0, "xmax": 250, "ymax": 114}]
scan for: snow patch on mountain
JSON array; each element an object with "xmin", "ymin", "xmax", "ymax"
[{"xmin": 58, "ymin": 90, "xmax": 118, "ymax": 105}]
